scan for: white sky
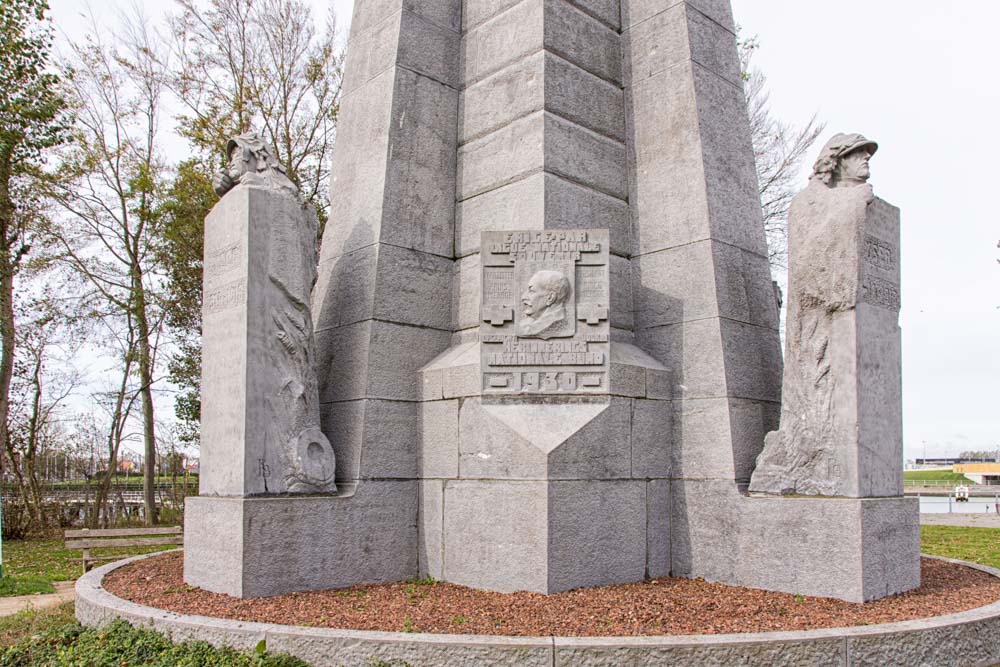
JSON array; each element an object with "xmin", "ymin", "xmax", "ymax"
[
  {"xmin": 45, "ymin": 1, "xmax": 998, "ymax": 461},
  {"xmin": 730, "ymin": 0, "xmax": 1000, "ymax": 461}
]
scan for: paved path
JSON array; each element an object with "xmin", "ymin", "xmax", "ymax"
[
  {"xmin": 920, "ymin": 513, "xmax": 1000, "ymax": 528},
  {"xmin": 0, "ymin": 581, "xmax": 75, "ymax": 617}
]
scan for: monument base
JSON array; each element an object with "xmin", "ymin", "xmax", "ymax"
[
  {"xmin": 184, "ymin": 481, "xmax": 417, "ymax": 598},
  {"xmin": 421, "ymin": 478, "xmax": 671, "ymax": 594},
  {"xmin": 671, "ymin": 481, "xmax": 920, "ymax": 602},
  {"xmin": 418, "ymin": 340, "xmax": 674, "ymax": 594}
]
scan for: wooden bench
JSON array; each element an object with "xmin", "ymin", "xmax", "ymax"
[{"xmin": 64, "ymin": 527, "xmax": 183, "ymax": 575}]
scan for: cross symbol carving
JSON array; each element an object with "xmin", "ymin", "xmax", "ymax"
[
  {"xmin": 482, "ymin": 305, "xmax": 514, "ymax": 326},
  {"xmin": 577, "ymin": 303, "xmax": 608, "ymax": 325}
]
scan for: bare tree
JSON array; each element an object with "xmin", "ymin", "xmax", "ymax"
[
  {"xmin": 170, "ymin": 0, "xmax": 343, "ymax": 221},
  {"xmin": 740, "ymin": 35, "xmax": 825, "ymax": 273},
  {"xmin": 44, "ymin": 9, "xmax": 169, "ymax": 525},
  {"xmin": 5, "ymin": 293, "xmax": 81, "ymax": 528},
  {"xmin": 87, "ymin": 327, "xmax": 141, "ymax": 528}
]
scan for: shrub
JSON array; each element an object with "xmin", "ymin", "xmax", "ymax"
[
  {"xmin": 0, "ymin": 501, "xmax": 32, "ymax": 541},
  {"xmin": 0, "ymin": 619, "xmax": 310, "ymax": 666}
]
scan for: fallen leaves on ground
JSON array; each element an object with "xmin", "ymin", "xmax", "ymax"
[{"xmin": 102, "ymin": 553, "xmax": 1000, "ymax": 637}]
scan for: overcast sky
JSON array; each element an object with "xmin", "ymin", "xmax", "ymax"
[
  {"xmin": 46, "ymin": 1, "xmax": 998, "ymax": 461},
  {"xmin": 730, "ymin": 0, "xmax": 1000, "ymax": 460}
]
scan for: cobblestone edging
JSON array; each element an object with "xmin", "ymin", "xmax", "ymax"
[{"xmin": 76, "ymin": 552, "xmax": 1000, "ymax": 667}]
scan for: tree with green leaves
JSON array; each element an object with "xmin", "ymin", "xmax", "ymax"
[
  {"xmin": 170, "ymin": 0, "xmax": 343, "ymax": 221},
  {"xmin": 157, "ymin": 160, "xmax": 216, "ymax": 446},
  {"xmin": 0, "ymin": 0, "xmax": 68, "ymax": 484}
]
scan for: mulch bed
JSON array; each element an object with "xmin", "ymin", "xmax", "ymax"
[{"xmin": 102, "ymin": 552, "xmax": 1000, "ymax": 637}]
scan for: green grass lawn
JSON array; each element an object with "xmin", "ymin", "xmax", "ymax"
[
  {"xmin": 904, "ymin": 470, "xmax": 973, "ymax": 483},
  {"xmin": 1, "ymin": 538, "xmax": 174, "ymax": 587},
  {"xmin": 2, "ymin": 539, "xmax": 87, "ymax": 583},
  {"xmin": 0, "ymin": 576, "xmax": 53, "ymax": 597},
  {"xmin": 920, "ymin": 525, "xmax": 1000, "ymax": 569}
]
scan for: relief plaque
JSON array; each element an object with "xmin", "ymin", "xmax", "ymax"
[{"xmin": 480, "ymin": 230, "xmax": 610, "ymax": 395}]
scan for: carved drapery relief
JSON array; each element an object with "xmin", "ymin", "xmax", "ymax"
[{"xmin": 265, "ymin": 202, "xmax": 336, "ymax": 494}]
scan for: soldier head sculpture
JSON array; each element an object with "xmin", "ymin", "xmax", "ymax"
[
  {"xmin": 213, "ymin": 131, "xmax": 297, "ymax": 197},
  {"xmin": 518, "ymin": 269, "xmax": 572, "ymax": 339},
  {"xmin": 810, "ymin": 133, "xmax": 878, "ymax": 188}
]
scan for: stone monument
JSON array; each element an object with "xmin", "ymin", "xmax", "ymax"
[
  {"xmin": 184, "ymin": 0, "xmax": 919, "ymax": 604},
  {"xmin": 197, "ymin": 132, "xmax": 336, "ymax": 497},
  {"xmin": 184, "ymin": 133, "xmax": 342, "ymax": 595},
  {"xmin": 750, "ymin": 134, "xmax": 903, "ymax": 497}
]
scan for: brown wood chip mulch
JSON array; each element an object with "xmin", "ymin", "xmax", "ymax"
[{"xmin": 102, "ymin": 552, "xmax": 1000, "ymax": 637}]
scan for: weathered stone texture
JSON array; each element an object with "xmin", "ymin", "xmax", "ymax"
[
  {"xmin": 460, "ymin": 52, "xmax": 623, "ymax": 145},
  {"xmin": 554, "ymin": 639, "xmax": 846, "ymax": 667},
  {"xmin": 456, "ymin": 173, "xmax": 630, "ymax": 260},
  {"xmin": 847, "ymin": 615, "xmax": 1000, "ymax": 667},
  {"xmin": 457, "ymin": 113, "xmax": 626, "ymax": 201},
  {"xmin": 270, "ymin": 629, "xmax": 555, "ymax": 667},
  {"xmin": 547, "ymin": 481, "xmax": 647, "ymax": 590},
  {"xmin": 671, "ymin": 480, "xmax": 920, "ymax": 602},
  {"xmin": 200, "ymin": 181, "xmax": 334, "ymax": 498},
  {"xmin": 623, "ymin": 0, "xmax": 781, "ymax": 511},
  {"xmin": 417, "ymin": 479, "xmax": 445, "ymax": 580},
  {"xmin": 185, "ymin": 484, "xmax": 418, "ymax": 599},
  {"xmin": 189, "ymin": 0, "xmax": 916, "ymax": 606},
  {"xmin": 443, "ymin": 480, "xmax": 550, "ymax": 592}
]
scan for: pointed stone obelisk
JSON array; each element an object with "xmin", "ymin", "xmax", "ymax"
[{"xmin": 313, "ymin": 0, "xmax": 778, "ymax": 595}]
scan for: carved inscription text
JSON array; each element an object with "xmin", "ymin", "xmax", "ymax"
[
  {"xmin": 203, "ymin": 278, "xmax": 247, "ymax": 315},
  {"xmin": 859, "ymin": 201, "xmax": 901, "ymax": 312}
]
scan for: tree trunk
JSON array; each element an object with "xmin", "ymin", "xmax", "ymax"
[
  {"xmin": 24, "ymin": 350, "xmax": 46, "ymax": 527},
  {"xmin": 91, "ymin": 468, "xmax": 113, "ymax": 529},
  {"xmin": 134, "ymin": 280, "xmax": 158, "ymax": 526},
  {"xmin": 0, "ymin": 263, "xmax": 15, "ymax": 487},
  {"xmin": 25, "ymin": 456, "xmax": 45, "ymax": 528},
  {"xmin": 0, "ymin": 154, "xmax": 14, "ymax": 475}
]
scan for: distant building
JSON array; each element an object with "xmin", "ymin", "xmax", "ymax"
[
  {"xmin": 953, "ymin": 464, "xmax": 1000, "ymax": 486},
  {"xmin": 914, "ymin": 457, "xmax": 998, "ymax": 467}
]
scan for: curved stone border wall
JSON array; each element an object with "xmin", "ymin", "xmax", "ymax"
[{"xmin": 76, "ymin": 552, "xmax": 1000, "ymax": 667}]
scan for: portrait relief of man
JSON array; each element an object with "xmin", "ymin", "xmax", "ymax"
[{"xmin": 517, "ymin": 269, "xmax": 572, "ymax": 339}]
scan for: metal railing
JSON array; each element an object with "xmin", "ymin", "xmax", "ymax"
[
  {"xmin": 904, "ymin": 480, "xmax": 1000, "ymax": 487},
  {"xmin": 1, "ymin": 480, "xmax": 196, "ymax": 528},
  {"xmin": 918, "ymin": 494, "xmax": 1000, "ymax": 514}
]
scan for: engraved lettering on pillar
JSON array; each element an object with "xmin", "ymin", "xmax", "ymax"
[
  {"xmin": 482, "ymin": 267, "xmax": 515, "ymax": 326},
  {"xmin": 205, "ymin": 242, "xmax": 242, "ymax": 278},
  {"xmin": 860, "ymin": 202, "xmax": 900, "ymax": 312},
  {"xmin": 203, "ymin": 278, "xmax": 247, "ymax": 315},
  {"xmin": 480, "ymin": 230, "xmax": 610, "ymax": 395}
]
